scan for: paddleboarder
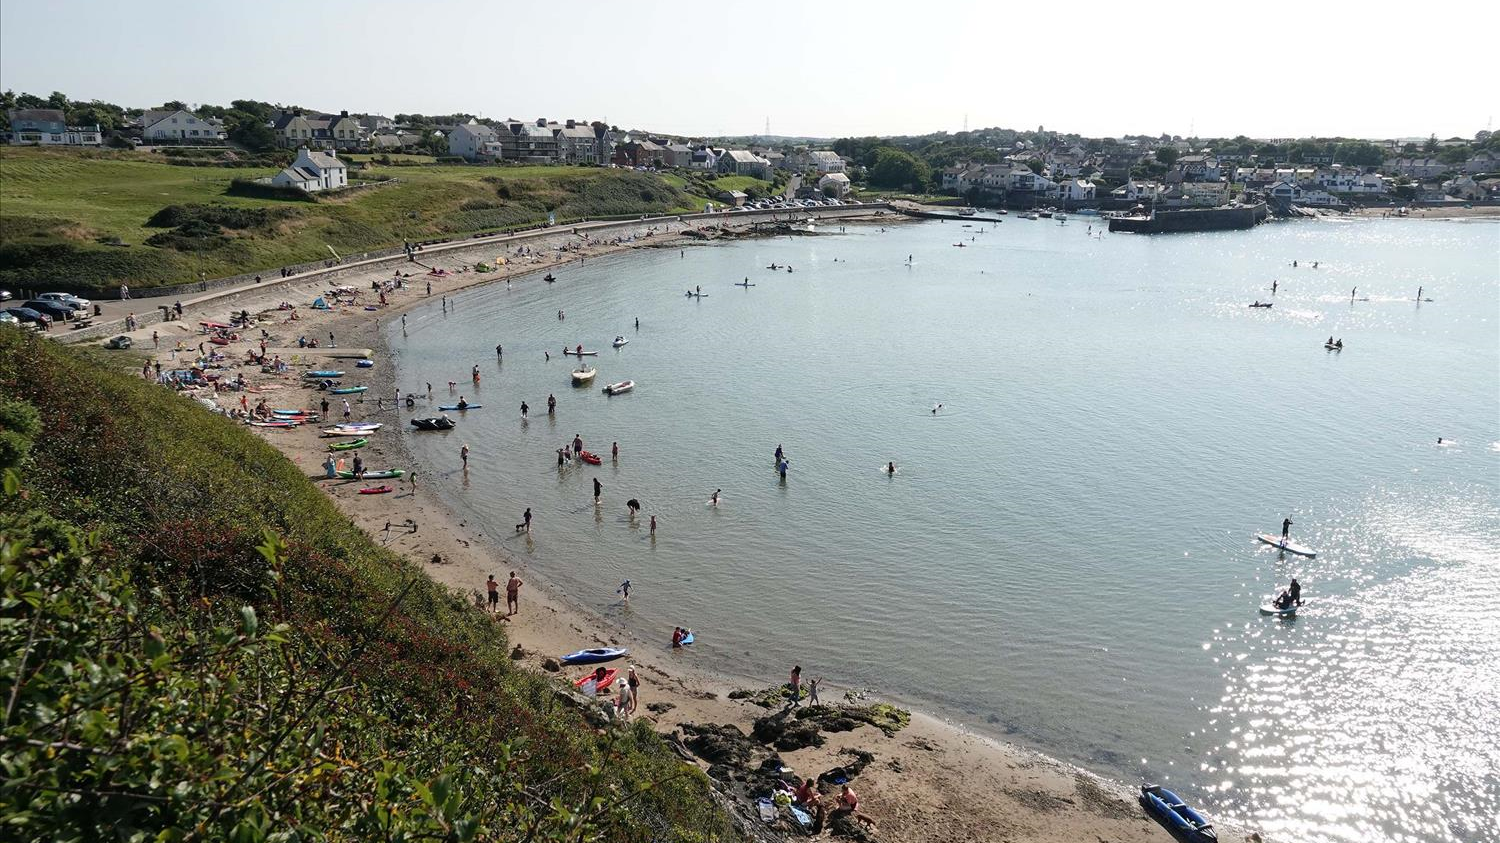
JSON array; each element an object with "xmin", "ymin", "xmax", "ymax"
[
  {"xmin": 1289, "ymin": 577, "xmax": 1302, "ymax": 606},
  {"xmin": 1282, "ymin": 517, "xmax": 1293, "ymax": 541}
]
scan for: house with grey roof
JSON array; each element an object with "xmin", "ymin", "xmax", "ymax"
[
  {"xmin": 140, "ymin": 109, "xmax": 223, "ymax": 143},
  {"xmin": 6, "ymin": 108, "xmax": 102, "ymax": 146},
  {"xmin": 716, "ymin": 150, "xmax": 771, "ymax": 179},
  {"xmin": 448, "ymin": 120, "xmax": 500, "ymax": 161},
  {"xmin": 269, "ymin": 147, "xmax": 348, "ymax": 192}
]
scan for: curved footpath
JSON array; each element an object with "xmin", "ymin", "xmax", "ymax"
[{"xmin": 90, "ymin": 212, "xmax": 1260, "ymax": 843}]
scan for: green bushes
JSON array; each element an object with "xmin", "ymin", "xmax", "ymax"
[
  {"xmin": 0, "ymin": 331, "xmax": 739, "ymax": 842},
  {"xmin": 146, "ymin": 203, "xmax": 296, "ymax": 229},
  {"xmin": 226, "ymin": 177, "xmax": 318, "ymax": 202}
]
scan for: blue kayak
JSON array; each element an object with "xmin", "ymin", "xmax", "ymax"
[
  {"xmin": 303, "ymin": 370, "xmax": 344, "ymax": 378},
  {"xmin": 438, "ymin": 404, "xmax": 482, "ymax": 411},
  {"xmin": 560, "ymin": 647, "xmax": 628, "ymax": 665},
  {"xmin": 1140, "ymin": 784, "xmax": 1217, "ymax": 841}
]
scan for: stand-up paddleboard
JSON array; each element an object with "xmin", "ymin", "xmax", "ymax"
[
  {"xmin": 1260, "ymin": 602, "xmax": 1297, "ymax": 616},
  {"xmin": 1255, "ymin": 533, "xmax": 1317, "ymax": 558},
  {"xmin": 437, "ymin": 404, "xmax": 482, "ymax": 411},
  {"xmin": 734, "ymin": 282, "xmax": 756, "ymax": 287}
]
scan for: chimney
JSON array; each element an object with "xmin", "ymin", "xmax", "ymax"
[
  {"xmin": 340, "ymin": 110, "xmax": 349, "ymax": 117},
  {"xmin": 537, "ymin": 118, "xmax": 546, "ymax": 127},
  {"xmin": 566, "ymin": 119, "xmax": 575, "ymax": 129}
]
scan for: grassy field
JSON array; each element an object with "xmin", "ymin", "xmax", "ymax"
[
  {"xmin": 704, "ymin": 174, "xmax": 775, "ymax": 195},
  {"xmin": 0, "ymin": 147, "xmax": 715, "ymax": 293}
]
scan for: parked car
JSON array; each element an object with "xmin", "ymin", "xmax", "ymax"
[
  {"xmin": 4, "ymin": 307, "xmax": 53, "ymax": 328},
  {"xmin": 0, "ymin": 312, "xmax": 20, "ymax": 328},
  {"xmin": 24, "ymin": 300, "xmax": 76, "ymax": 322},
  {"xmin": 37, "ymin": 291, "xmax": 92, "ymax": 311},
  {"xmin": 105, "ymin": 335, "xmax": 134, "ymax": 349},
  {"xmin": 0, "ymin": 288, "xmax": 12, "ymax": 302}
]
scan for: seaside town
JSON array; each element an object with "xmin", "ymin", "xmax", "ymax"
[{"xmin": 2, "ymin": 5, "xmax": 1497, "ymax": 843}]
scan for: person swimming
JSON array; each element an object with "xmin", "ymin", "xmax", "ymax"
[{"xmin": 886, "ymin": 462, "xmax": 896, "ymax": 475}]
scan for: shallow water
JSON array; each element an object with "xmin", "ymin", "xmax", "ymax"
[{"xmin": 391, "ymin": 217, "xmax": 1500, "ymax": 843}]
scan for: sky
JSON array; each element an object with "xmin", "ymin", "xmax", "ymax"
[{"xmin": 1, "ymin": 0, "xmax": 1493, "ymax": 141}]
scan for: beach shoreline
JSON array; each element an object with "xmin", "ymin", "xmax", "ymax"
[{"xmin": 105, "ymin": 215, "xmax": 1258, "ymax": 843}]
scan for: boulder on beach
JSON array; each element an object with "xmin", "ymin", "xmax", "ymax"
[
  {"xmin": 752, "ymin": 711, "xmax": 825, "ymax": 751},
  {"xmin": 680, "ymin": 722, "xmax": 755, "ymax": 767}
]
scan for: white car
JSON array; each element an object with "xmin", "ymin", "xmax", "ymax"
[
  {"xmin": 0, "ymin": 312, "xmax": 20, "ymax": 328},
  {"xmin": 38, "ymin": 291, "xmax": 92, "ymax": 311}
]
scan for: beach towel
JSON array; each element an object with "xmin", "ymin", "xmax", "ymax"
[{"xmin": 756, "ymin": 798, "xmax": 776, "ymax": 823}]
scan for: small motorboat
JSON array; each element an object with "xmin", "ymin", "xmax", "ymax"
[
  {"xmin": 571, "ymin": 367, "xmax": 597, "ymax": 385},
  {"xmin": 560, "ymin": 647, "xmax": 628, "ymax": 665},
  {"xmin": 410, "ymin": 416, "xmax": 456, "ymax": 431},
  {"xmin": 1139, "ymin": 784, "xmax": 1217, "ymax": 842},
  {"xmin": 1038, "ymin": 209, "xmax": 1054, "ymax": 218},
  {"xmin": 356, "ymin": 359, "xmax": 374, "ymax": 368},
  {"xmin": 358, "ymin": 485, "xmax": 394, "ymax": 495},
  {"xmin": 579, "ymin": 450, "xmax": 602, "ymax": 465},
  {"xmin": 1020, "ymin": 212, "xmax": 1040, "ymax": 220},
  {"xmin": 612, "ymin": 336, "xmax": 629, "ymax": 348},
  {"xmin": 603, "ymin": 380, "xmax": 634, "ymax": 395},
  {"xmin": 1056, "ymin": 213, "xmax": 1068, "ymax": 222}
]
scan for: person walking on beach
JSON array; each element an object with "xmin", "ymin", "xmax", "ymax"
[
  {"xmin": 486, "ymin": 574, "xmax": 500, "ymax": 613},
  {"xmin": 808, "ymin": 676, "xmax": 822, "ymax": 706},
  {"xmin": 120, "ymin": 283, "xmax": 130, "ymax": 300},
  {"xmin": 329, "ymin": 332, "xmax": 336, "ymax": 347},
  {"xmin": 593, "ymin": 477, "xmax": 602, "ymax": 504},
  {"xmin": 342, "ymin": 399, "xmax": 352, "ymax": 421},
  {"xmin": 506, "ymin": 571, "xmax": 523, "ymax": 615},
  {"xmin": 321, "ymin": 397, "xmax": 330, "ymax": 416},
  {"xmin": 1282, "ymin": 516, "xmax": 1293, "ymax": 541},
  {"xmin": 788, "ymin": 666, "xmax": 803, "ymax": 707},
  {"xmin": 461, "ymin": 444, "xmax": 470, "ymax": 470}
]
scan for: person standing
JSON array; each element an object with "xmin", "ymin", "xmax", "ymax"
[
  {"xmin": 573, "ymin": 434, "xmax": 583, "ymax": 456},
  {"xmin": 1289, "ymin": 577, "xmax": 1302, "ymax": 606},
  {"xmin": 328, "ymin": 331, "xmax": 336, "ymax": 347},
  {"xmin": 611, "ymin": 441, "xmax": 619, "ymax": 460},
  {"xmin": 119, "ymin": 283, "xmax": 130, "ymax": 300},
  {"xmin": 617, "ymin": 579, "xmax": 631, "ymax": 601},
  {"xmin": 152, "ymin": 330, "xmax": 159, "ymax": 349},
  {"xmin": 321, "ymin": 397, "xmax": 330, "ymax": 417},
  {"xmin": 520, "ymin": 400, "xmax": 529, "ymax": 419},
  {"xmin": 506, "ymin": 571, "xmax": 523, "ymax": 614},
  {"xmin": 593, "ymin": 477, "xmax": 602, "ymax": 504},
  {"xmin": 461, "ymin": 443, "xmax": 470, "ymax": 470},
  {"xmin": 626, "ymin": 666, "xmax": 640, "ymax": 716},
  {"xmin": 1281, "ymin": 516, "xmax": 1293, "ymax": 540},
  {"xmin": 649, "ymin": 515, "xmax": 657, "ymax": 536},
  {"xmin": 342, "ymin": 399, "xmax": 352, "ymax": 421},
  {"xmin": 486, "ymin": 574, "xmax": 500, "ymax": 613},
  {"xmin": 547, "ymin": 394, "xmax": 555, "ymax": 415},
  {"xmin": 788, "ymin": 666, "xmax": 803, "ymax": 707},
  {"xmin": 517, "ymin": 507, "xmax": 532, "ymax": 533},
  {"xmin": 808, "ymin": 677, "xmax": 822, "ymax": 706}
]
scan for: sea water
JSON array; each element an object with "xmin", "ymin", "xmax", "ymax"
[{"xmin": 391, "ymin": 217, "xmax": 1500, "ymax": 843}]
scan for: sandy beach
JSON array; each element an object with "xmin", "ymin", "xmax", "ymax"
[{"xmin": 96, "ymin": 215, "xmax": 1259, "ymax": 843}]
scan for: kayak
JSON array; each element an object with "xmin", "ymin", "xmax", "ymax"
[
  {"xmin": 579, "ymin": 450, "xmax": 602, "ymax": 465},
  {"xmin": 273, "ymin": 408, "xmax": 317, "ymax": 416},
  {"xmin": 332, "ymin": 422, "xmax": 381, "ymax": 431},
  {"xmin": 303, "ymin": 370, "xmax": 345, "ymax": 378},
  {"xmin": 612, "ymin": 338, "xmax": 629, "ymax": 347},
  {"xmin": 680, "ymin": 631, "xmax": 695, "ymax": 646},
  {"xmin": 603, "ymin": 380, "xmax": 634, "ymax": 395},
  {"xmin": 356, "ymin": 360, "xmax": 374, "ymax": 368},
  {"xmin": 358, "ymin": 485, "xmax": 393, "ymax": 495},
  {"xmin": 321, "ymin": 428, "xmax": 374, "ymax": 437},
  {"xmin": 574, "ymin": 668, "xmax": 618, "ymax": 691},
  {"xmin": 1255, "ymin": 533, "xmax": 1317, "ymax": 558},
  {"xmin": 563, "ymin": 349, "xmax": 598, "ymax": 356},
  {"xmin": 248, "ymin": 420, "xmax": 297, "ymax": 428},
  {"xmin": 560, "ymin": 647, "xmax": 628, "ymax": 666},
  {"xmin": 437, "ymin": 404, "xmax": 481, "ymax": 411},
  {"xmin": 1260, "ymin": 603, "xmax": 1298, "ymax": 617},
  {"xmin": 339, "ymin": 469, "xmax": 404, "ymax": 480},
  {"xmin": 734, "ymin": 282, "xmax": 756, "ymax": 287},
  {"xmin": 327, "ymin": 438, "xmax": 369, "ymax": 451},
  {"xmin": 410, "ymin": 417, "xmax": 455, "ymax": 431},
  {"xmin": 330, "ymin": 386, "xmax": 367, "ymax": 395},
  {"xmin": 1139, "ymin": 784, "xmax": 1217, "ymax": 842}
]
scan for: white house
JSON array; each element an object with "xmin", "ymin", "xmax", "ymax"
[
  {"xmin": 1265, "ymin": 180, "xmax": 1302, "ymax": 202},
  {"xmin": 140, "ymin": 109, "xmax": 222, "ymax": 142},
  {"xmin": 1059, "ymin": 179, "xmax": 1096, "ymax": 202},
  {"xmin": 807, "ymin": 150, "xmax": 845, "ymax": 173},
  {"xmin": 6, "ymin": 109, "xmax": 102, "ymax": 146},
  {"xmin": 270, "ymin": 147, "xmax": 348, "ymax": 192},
  {"xmin": 818, "ymin": 172, "xmax": 851, "ymax": 197},
  {"xmin": 448, "ymin": 120, "xmax": 499, "ymax": 161},
  {"xmin": 1110, "ymin": 180, "xmax": 1162, "ymax": 201}
]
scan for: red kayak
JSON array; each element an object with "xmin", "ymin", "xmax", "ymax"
[
  {"xmin": 200, "ymin": 321, "xmax": 232, "ymax": 330},
  {"xmin": 358, "ymin": 485, "xmax": 393, "ymax": 495},
  {"xmin": 574, "ymin": 668, "xmax": 618, "ymax": 690},
  {"xmin": 579, "ymin": 450, "xmax": 602, "ymax": 465},
  {"xmin": 208, "ymin": 337, "xmax": 230, "ymax": 346}
]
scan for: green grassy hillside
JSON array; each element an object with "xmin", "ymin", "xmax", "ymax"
[
  {"xmin": 0, "ymin": 329, "xmax": 738, "ymax": 842},
  {"xmin": 0, "ymin": 147, "xmax": 714, "ymax": 293}
]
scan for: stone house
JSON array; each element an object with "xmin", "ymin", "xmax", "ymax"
[{"xmin": 717, "ymin": 150, "xmax": 772, "ymax": 179}]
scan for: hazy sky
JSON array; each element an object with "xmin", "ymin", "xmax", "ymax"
[{"xmin": 2, "ymin": 0, "xmax": 1493, "ymax": 140}]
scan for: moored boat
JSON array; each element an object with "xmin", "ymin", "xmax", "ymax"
[
  {"xmin": 603, "ymin": 380, "xmax": 634, "ymax": 395},
  {"xmin": 571, "ymin": 366, "xmax": 597, "ymax": 384}
]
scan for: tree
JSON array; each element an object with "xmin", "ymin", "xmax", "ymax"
[
  {"xmin": 1155, "ymin": 147, "xmax": 1179, "ymax": 166},
  {"xmin": 867, "ymin": 147, "xmax": 930, "ymax": 191},
  {"xmin": 228, "ymin": 119, "xmax": 275, "ymax": 152},
  {"xmin": 1423, "ymin": 134, "xmax": 1438, "ymax": 154}
]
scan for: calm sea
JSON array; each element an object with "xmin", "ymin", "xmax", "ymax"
[{"xmin": 390, "ymin": 216, "xmax": 1499, "ymax": 843}]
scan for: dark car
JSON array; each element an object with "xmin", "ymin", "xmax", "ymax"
[
  {"xmin": 24, "ymin": 300, "xmax": 75, "ymax": 322},
  {"xmin": 5, "ymin": 307, "xmax": 53, "ymax": 328}
]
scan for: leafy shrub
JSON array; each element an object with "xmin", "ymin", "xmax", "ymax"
[
  {"xmin": 226, "ymin": 178, "xmax": 317, "ymax": 202},
  {"xmin": 146, "ymin": 203, "xmax": 296, "ymax": 230}
]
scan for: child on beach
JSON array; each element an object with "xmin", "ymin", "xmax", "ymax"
[{"xmin": 617, "ymin": 580, "xmax": 631, "ymax": 602}]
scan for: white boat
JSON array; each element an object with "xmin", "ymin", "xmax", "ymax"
[
  {"xmin": 1056, "ymin": 213, "xmax": 1068, "ymax": 222},
  {"xmin": 603, "ymin": 380, "xmax": 634, "ymax": 395},
  {"xmin": 1020, "ymin": 212, "xmax": 1039, "ymax": 220},
  {"xmin": 571, "ymin": 367, "xmax": 597, "ymax": 384},
  {"xmin": 612, "ymin": 336, "xmax": 629, "ymax": 348}
]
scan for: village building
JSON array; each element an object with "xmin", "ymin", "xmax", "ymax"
[
  {"xmin": 447, "ymin": 120, "xmax": 500, "ymax": 161},
  {"xmin": 269, "ymin": 147, "xmax": 348, "ymax": 192},
  {"xmin": 6, "ymin": 108, "xmax": 102, "ymax": 146},
  {"xmin": 139, "ymin": 109, "xmax": 224, "ymax": 143}
]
